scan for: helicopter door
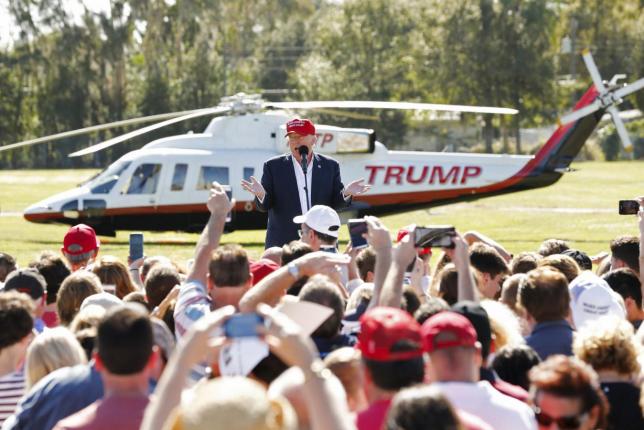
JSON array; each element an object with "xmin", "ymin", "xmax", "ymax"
[{"xmin": 114, "ymin": 162, "xmax": 163, "ymax": 210}]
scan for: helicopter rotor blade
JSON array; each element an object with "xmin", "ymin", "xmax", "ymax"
[
  {"xmin": 68, "ymin": 106, "xmax": 231, "ymax": 158},
  {"xmin": 607, "ymin": 105, "xmax": 633, "ymax": 152},
  {"xmin": 558, "ymin": 99, "xmax": 603, "ymax": 125},
  {"xmin": 614, "ymin": 77, "xmax": 644, "ymax": 100},
  {"xmin": 305, "ymin": 108, "xmax": 379, "ymax": 121},
  {"xmin": 582, "ymin": 49, "xmax": 606, "ymax": 93},
  {"xmin": 0, "ymin": 109, "xmax": 207, "ymax": 153},
  {"xmin": 267, "ymin": 101, "xmax": 518, "ymax": 115}
]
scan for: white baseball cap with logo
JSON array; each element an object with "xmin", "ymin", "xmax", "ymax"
[
  {"xmin": 569, "ymin": 272, "xmax": 626, "ymax": 329},
  {"xmin": 293, "ymin": 205, "xmax": 341, "ymax": 238}
]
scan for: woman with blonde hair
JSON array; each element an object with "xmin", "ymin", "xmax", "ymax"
[
  {"xmin": 92, "ymin": 255, "xmax": 137, "ymax": 299},
  {"xmin": 574, "ymin": 316, "xmax": 644, "ymax": 430},
  {"xmin": 25, "ymin": 327, "xmax": 87, "ymax": 388}
]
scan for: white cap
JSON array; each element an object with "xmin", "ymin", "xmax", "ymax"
[
  {"xmin": 293, "ymin": 205, "xmax": 341, "ymax": 238},
  {"xmin": 569, "ymin": 272, "xmax": 625, "ymax": 329},
  {"xmin": 80, "ymin": 292, "xmax": 122, "ymax": 312}
]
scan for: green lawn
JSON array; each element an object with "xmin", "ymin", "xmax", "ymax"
[{"xmin": 1, "ymin": 161, "xmax": 642, "ymax": 267}]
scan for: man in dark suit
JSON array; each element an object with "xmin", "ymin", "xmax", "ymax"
[{"xmin": 241, "ymin": 118, "xmax": 370, "ymax": 248}]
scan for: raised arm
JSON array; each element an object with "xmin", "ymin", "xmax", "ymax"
[
  {"xmin": 379, "ymin": 230, "xmax": 416, "ymax": 308},
  {"xmin": 140, "ymin": 306, "xmax": 235, "ymax": 430},
  {"xmin": 463, "ymin": 230, "xmax": 512, "ymax": 262},
  {"xmin": 258, "ymin": 304, "xmax": 355, "ymax": 430},
  {"xmin": 363, "ymin": 216, "xmax": 392, "ymax": 308},
  {"xmin": 453, "ymin": 233, "xmax": 478, "ymax": 302},
  {"xmin": 238, "ymin": 251, "xmax": 350, "ymax": 312},
  {"xmin": 186, "ymin": 183, "xmax": 232, "ymax": 286}
]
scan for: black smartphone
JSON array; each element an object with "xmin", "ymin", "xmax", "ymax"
[
  {"xmin": 129, "ymin": 233, "xmax": 144, "ymax": 261},
  {"xmin": 222, "ymin": 185, "xmax": 233, "ymax": 222},
  {"xmin": 618, "ymin": 200, "xmax": 640, "ymax": 215},
  {"xmin": 224, "ymin": 313, "xmax": 264, "ymax": 338},
  {"xmin": 414, "ymin": 226, "xmax": 456, "ymax": 248},
  {"xmin": 348, "ymin": 219, "xmax": 369, "ymax": 249}
]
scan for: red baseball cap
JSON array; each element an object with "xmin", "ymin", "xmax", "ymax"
[
  {"xmin": 421, "ymin": 311, "xmax": 477, "ymax": 353},
  {"xmin": 285, "ymin": 118, "xmax": 316, "ymax": 137},
  {"xmin": 249, "ymin": 258, "xmax": 280, "ymax": 285},
  {"xmin": 357, "ymin": 307, "xmax": 423, "ymax": 362},
  {"xmin": 62, "ymin": 224, "xmax": 100, "ymax": 256},
  {"xmin": 397, "ymin": 227, "xmax": 431, "ymax": 256}
]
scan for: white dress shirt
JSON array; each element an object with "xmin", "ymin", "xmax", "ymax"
[
  {"xmin": 291, "ymin": 155, "xmax": 313, "ymax": 215},
  {"xmin": 433, "ymin": 381, "xmax": 537, "ymax": 430}
]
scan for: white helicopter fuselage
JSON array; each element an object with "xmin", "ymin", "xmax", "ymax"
[{"xmin": 23, "ymin": 87, "xmax": 604, "ymax": 234}]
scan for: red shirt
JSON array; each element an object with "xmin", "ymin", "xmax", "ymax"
[
  {"xmin": 53, "ymin": 394, "xmax": 149, "ymax": 430},
  {"xmin": 356, "ymin": 398, "xmax": 392, "ymax": 430}
]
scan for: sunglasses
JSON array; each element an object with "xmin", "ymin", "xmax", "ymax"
[{"xmin": 533, "ymin": 406, "xmax": 588, "ymax": 429}]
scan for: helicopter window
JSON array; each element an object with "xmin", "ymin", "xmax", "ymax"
[
  {"xmin": 82, "ymin": 199, "xmax": 107, "ymax": 217},
  {"xmin": 243, "ymin": 167, "xmax": 254, "ymax": 182},
  {"xmin": 85, "ymin": 161, "xmax": 132, "ymax": 193},
  {"xmin": 197, "ymin": 166, "xmax": 229, "ymax": 190},
  {"xmin": 126, "ymin": 163, "xmax": 162, "ymax": 194},
  {"xmin": 61, "ymin": 200, "xmax": 78, "ymax": 212},
  {"xmin": 91, "ymin": 178, "xmax": 118, "ymax": 194},
  {"xmin": 171, "ymin": 164, "xmax": 188, "ymax": 191}
]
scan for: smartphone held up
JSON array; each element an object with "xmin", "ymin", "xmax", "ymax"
[
  {"xmin": 224, "ymin": 313, "xmax": 265, "ymax": 338},
  {"xmin": 618, "ymin": 200, "xmax": 640, "ymax": 215},
  {"xmin": 221, "ymin": 185, "xmax": 233, "ymax": 223},
  {"xmin": 129, "ymin": 232, "xmax": 144, "ymax": 261},
  {"xmin": 414, "ymin": 226, "xmax": 456, "ymax": 248},
  {"xmin": 348, "ymin": 219, "xmax": 369, "ymax": 249}
]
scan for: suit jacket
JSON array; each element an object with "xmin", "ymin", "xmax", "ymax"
[{"xmin": 256, "ymin": 153, "xmax": 349, "ymax": 248}]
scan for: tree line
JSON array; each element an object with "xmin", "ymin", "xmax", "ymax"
[{"xmin": 0, "ymin": 0, "xmax": 642, "ymax": 169}]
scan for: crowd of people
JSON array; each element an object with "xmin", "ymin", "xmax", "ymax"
[{"xmin": 0, "ymin": 185, "xmax": 643, "ymax": 430}]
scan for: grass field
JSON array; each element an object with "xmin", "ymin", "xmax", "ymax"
[{"xmin": 1, "ymin": 161, "xmax": 642, "ymax": 267}]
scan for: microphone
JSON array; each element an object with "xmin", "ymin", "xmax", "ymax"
[{"xmin": 298, "ymin": 146, "xmax": 309, "ymax": 174}]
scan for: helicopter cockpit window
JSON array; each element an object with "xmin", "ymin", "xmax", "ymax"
[
  {"xmin": 197, "ymin": 166, "xmax": 229, "ymax": 190},
  {"xmin": 126, "ymin": 163, "xmax": 162, "ymax": 194},
  {"xmin": 171, "ymin": 164, "xmax": 188, "ymax": 191},
  {"xmin": 89, "ymin": 161, "xmax": 131, "ymax": 194}
]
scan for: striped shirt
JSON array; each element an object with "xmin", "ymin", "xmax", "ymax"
[
  {"xmin": 0, "ymin": 370, "xmax": 25, "ymax": 426},
  {"xmin": 173, "ymin": 280, "xmax": 212, "ymax": 340}
]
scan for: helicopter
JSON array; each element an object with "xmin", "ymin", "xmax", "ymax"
[{"xmin": 2, "ymin": 50, "xmax": 642, "ymax": 236}]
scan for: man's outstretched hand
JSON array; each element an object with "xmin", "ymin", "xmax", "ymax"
[
  {"xmin": 241, "ymin": 176, "xmax": 266, "ymax": 201},
  {"xmin": 343, "ymin": 178, "xmax": 371, "ymax": 198}
]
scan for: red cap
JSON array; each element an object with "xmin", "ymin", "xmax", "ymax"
[
  {"xmin": 250, "ymin": 258, "xmax": 280, "ymax": 285},
  {"xmin": 285, "ymin": 118, "xmax": 316, "ymax": 137},
  {"xmin": 397, "ymin": 227, "xmax": 431, "ymax": 256},
  {"xmin": 421, "ymin": 311, "xmax": 477, "ymax": 353},
  {"xmin": 357, "ymin": 307, "xmax": 423, "ymax": 362},
  {"xmin": 62, "ymin": 224, "xmax": 100, "ymax": 256}
]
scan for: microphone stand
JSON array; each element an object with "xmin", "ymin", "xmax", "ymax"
[{"xmin": 299, "ymin": 147, "xmax": 310, "ymax": 212}]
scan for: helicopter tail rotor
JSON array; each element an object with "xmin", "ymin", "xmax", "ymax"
[{"xmin": 558, "ymin": 49, "xmax": 643, "ymax": 154}]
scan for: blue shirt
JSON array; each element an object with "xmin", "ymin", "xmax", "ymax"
[
  {"xmin": 4, "ymin": 364, "xmax": 103, "ymax": 430},
  {"xmin": 525, "ymin": 320, "xmax": 574, "ymax": 361}
]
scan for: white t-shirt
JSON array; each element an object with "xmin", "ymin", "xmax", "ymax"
[{"xmin": 433, "ymin": 381, "xmax": 536, "ymax": 430}]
